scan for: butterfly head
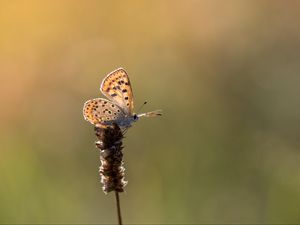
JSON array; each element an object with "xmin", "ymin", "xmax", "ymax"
[{"xmin": 133, "ymin": 113, "xmax": 139, "ymax": 121}]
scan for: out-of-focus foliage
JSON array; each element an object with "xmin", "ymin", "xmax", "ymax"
[{"xmin": 1, "ymin": 0, "xmax": 300, "ymax": 223}]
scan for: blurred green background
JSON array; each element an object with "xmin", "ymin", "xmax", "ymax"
[{"xmin": 1, "ymin": 0, "xmax": 300, "ymax": 224}]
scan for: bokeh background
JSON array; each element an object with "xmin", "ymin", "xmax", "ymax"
[{"xmin": 1, "ymin": 0, "xmax": 300, "ymax": 224}]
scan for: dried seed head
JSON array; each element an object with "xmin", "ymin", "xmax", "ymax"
[{"xmin": 94, "ymin": 124, "xmax": 127, "ymax": 193}]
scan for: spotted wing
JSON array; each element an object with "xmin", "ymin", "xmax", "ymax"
[
  {"xmin": 100, "ymin": 68, "xmax": 134, "ymax": 115},
  {"xmin": 83, "ymin": 98, "xmax": 125, "ymax": 125}
]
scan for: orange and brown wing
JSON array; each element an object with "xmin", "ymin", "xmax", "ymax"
[
  {"xmin": 100, "ymin": 68, "xmax": 134, "ymax": 115},
  {"xmin": 83, "ymin": 98, "xmax": 125, "ymax": 125}
]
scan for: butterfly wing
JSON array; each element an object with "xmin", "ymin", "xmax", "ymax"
[
  {"xmin": 83, "ymin": 98, "xmax": 125, "ymax": 125},
  {"xmin": 100, "ymin": 68, "xmax": 134, "ymax": 115}
]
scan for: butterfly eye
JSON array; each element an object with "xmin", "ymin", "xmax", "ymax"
[{"xmin": 133, "ymin": 114, "xmax": 138, "ymax": 120}]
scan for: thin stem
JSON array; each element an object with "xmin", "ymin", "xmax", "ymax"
[{"xmin": 115, "ymin": 191, "xmax": 123, "ymax": 225}]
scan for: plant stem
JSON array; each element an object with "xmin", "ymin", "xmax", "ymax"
[{"xmin": 115, "ymin": 191, "xmax": 122, "ymax": 225}]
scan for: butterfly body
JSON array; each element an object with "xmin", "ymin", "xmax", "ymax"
[
  {"xmin": 102, "ymin": 114, "xmax": 138, "ymax": 128},
  {"xmin": 83, "ymin": 68, "xmax": 161, "ymax": 129}
]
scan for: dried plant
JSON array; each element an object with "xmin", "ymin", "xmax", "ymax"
[
  {"xmin": 94, "ymin": 123, "xmax": 126, "ymax": 224},
  {"xmin": 95, "ymin": 124, "xmax": 127, "ymax": 194}
]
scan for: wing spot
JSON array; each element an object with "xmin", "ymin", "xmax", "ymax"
[
  {"xmin": 125, "ymin": 97, "xmax": 129, "ymax": 100},
  {"xmin": 122, "ymin": 89, "xmax": 127, "ymax": 93},
  {"xmin": 111, "ymin": 93, "xmax": 118, "ymax": 97},
  {"xmin": 111, "ymin": 105, "xmax": 115, "ymax": 107},
  {"xmin": 106, "ymin": 88, "xmax": 110, "ymax": 92},
  {"xmin": 125, "ymin": 82, "xmax": 129, "ymax": 85},
  {"xmin": 108, "ymin": 111, "xmax": 112, "ymax": 114},
  {"xmin": 126, "ymin": 103, "xmax": 129, "ymax": 106},
  {"xmin": 117, "ymin": 109, "xmax": 120, "ymax": 112}
]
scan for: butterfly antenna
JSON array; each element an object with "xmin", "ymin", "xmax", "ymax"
[
  {"xmin": 136, "ymin": 101, "xmax": 147, "ymax": 114},
  {"xmin": 144, "ymin": 110, "xmax": 162, "ymax": 117}
]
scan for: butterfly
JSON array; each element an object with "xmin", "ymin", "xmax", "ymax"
[{"xmin": 83, "ymin": 68, "xmax": 162, "ymax": 129}]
